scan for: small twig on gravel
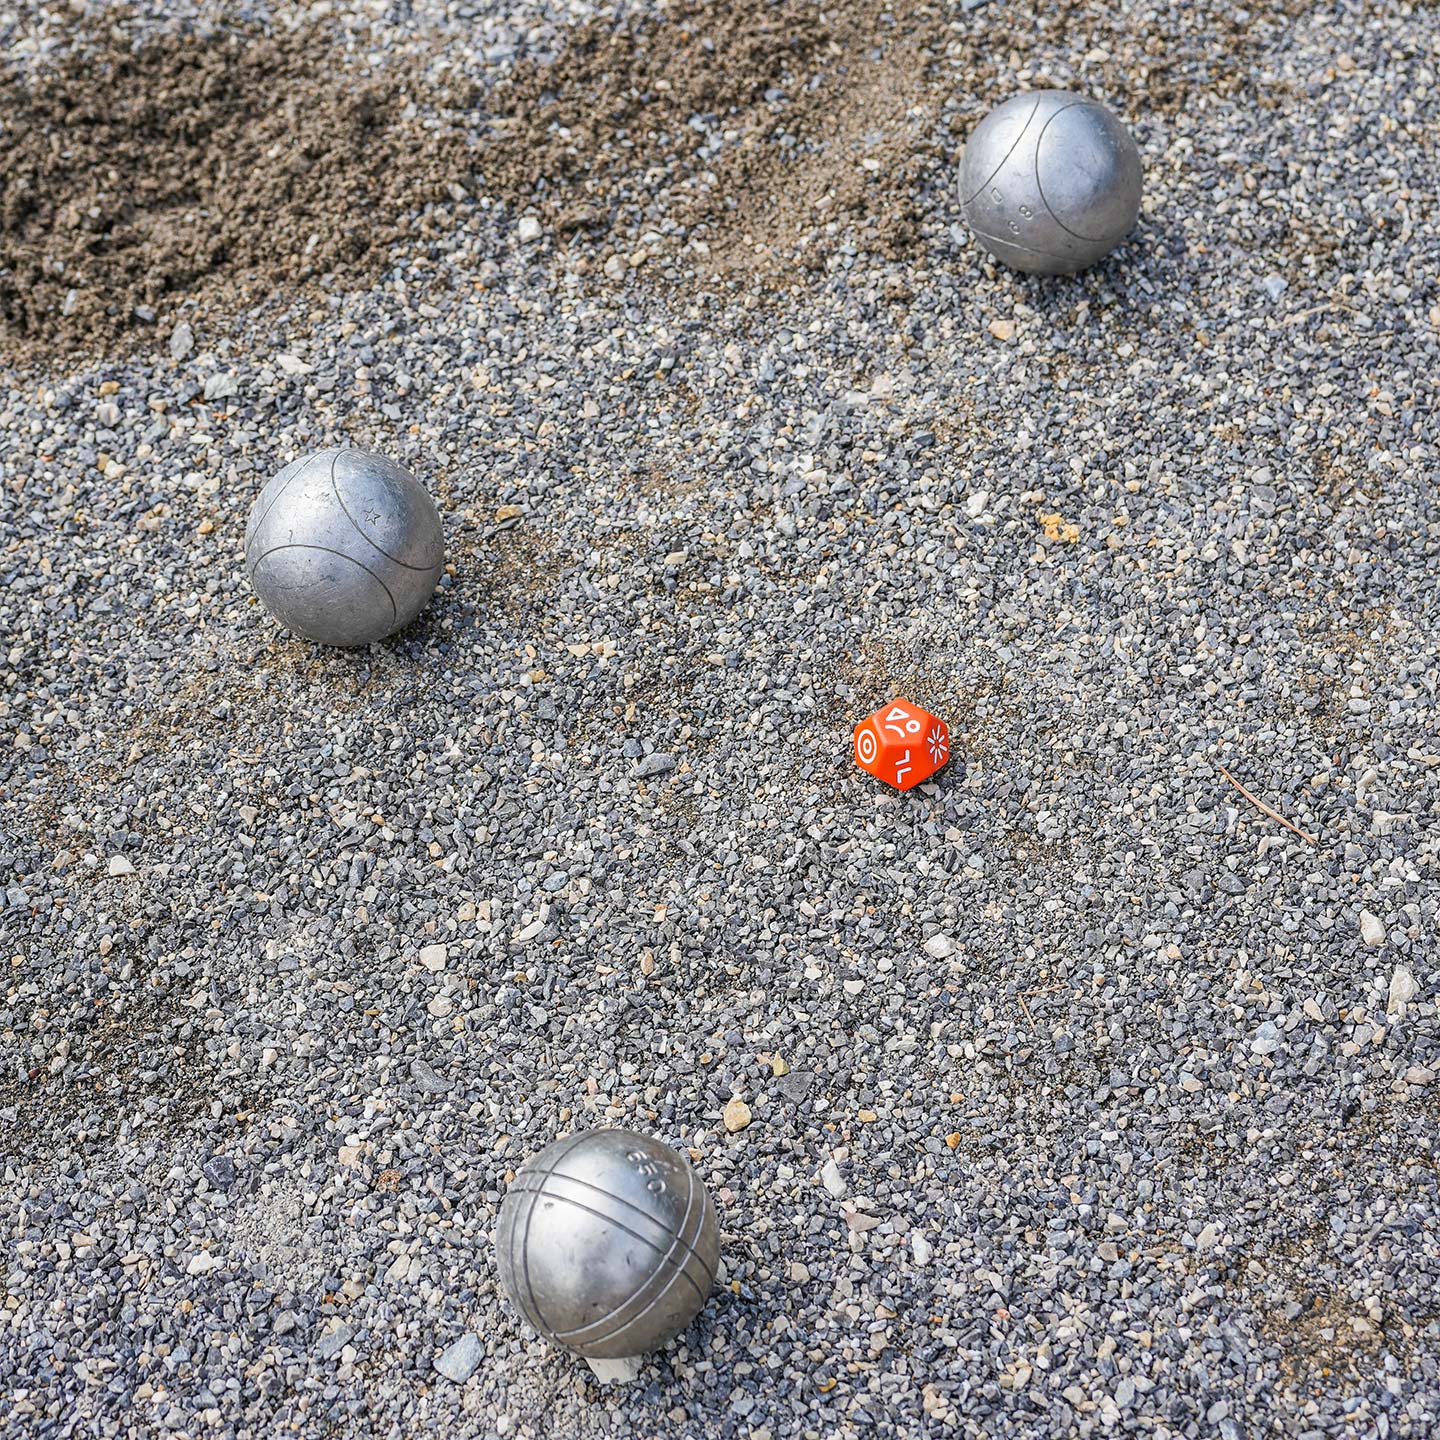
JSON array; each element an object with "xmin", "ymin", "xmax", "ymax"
[
  {"xmin": 1282, "ymin": 301, "xmax": 1359, "ymax": 326},
  {"xmin": 1024, "ymin": 984, "xmax": 1067, "ymax": 997},
  {"xmin": 1017, "ymin": 983, "xmax": 1066, "ymax": 1030},
  {"xmin": 1216, "ymin": 763, "xmax": 1319, "ymax": 846}
]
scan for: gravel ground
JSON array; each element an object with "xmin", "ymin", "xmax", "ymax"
[{"xmin": 3, "ymin": 2, "xmax": 1439, "ymax": 1437}]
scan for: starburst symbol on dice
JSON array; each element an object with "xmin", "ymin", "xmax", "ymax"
[
  {"xmin": 853, "ymin": 697, "xmax": 951, "ymax": 792},
  {"xmin": 927, "ymin": 724, "xmax": 948, "ymax": 766}
]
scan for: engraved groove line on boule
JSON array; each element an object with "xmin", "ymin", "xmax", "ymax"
[
  {"xmin": 514, "ymin": 1162, "xmax": 555, "ymax": 1335},
  {"xmin": 504, "ymin": 1183, "xmax": 709, "ymax": 1309},
  {"xmin": 514, "ymin": 1130, "xmax": 593, "ymax": 1336},
  {"xmin": 505, "ymin": 1165, "xmax": 718, "ymax": 1289},
  {"xmin": 552, "ymin": 1230, "xmax": 704, "ymax": 1351},
  {"xmin": 541, "ymin": 1163, "xmax": 694, "ymax": 1342},
  {"xmin": 516, "ymin": 1137, "xmax": 585, "ymax": 1336},
  {"xmin": 541, "ymin": 1163, "xmax": 702, "ymax": 1342},
  {"xmin": 249, "ymin": 543, "xmax": 399, "ymax": 621},
  {"xmin": 328, "ymin": 448, "xmax": 441, "ymax": 571},
  {"xmin": 968, "ymin": 230, "xmax": 1083, "ymax": 265},
  {"xmin": 246, "ymin": 452, "xmax": 319, "ymax": 564},
  {"xmin": 1033, "ymin": 101, "xmax": 1118, "ymax": 243},
  {"xmin": 549, "ymin": 1159, "xmax": 702, "ymax": 1345},
  {"xmin": 515, "ymin": 1184, "xmax": 549, "ymax": 1334},
  {"xmin": 513, "ymin": 1129, "xmax": 596, "ymax": 1333},
  {"xmin": 504, "ymin": 1181, "xmax": 711, "ymax": 1308},
  {"xmin": 961, "ymin": 94, "xmax": 1042, "ymax": 205}
]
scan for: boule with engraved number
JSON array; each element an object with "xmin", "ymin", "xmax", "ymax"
[
  {"xmin": 958, "ymin": 90, "xmax": 1143, "ymax": 275},
  {"xmin": 496, "ymin": 1128, "xmax": 721, "ymax": 1359},
  {"xmin": 244, "ymin": 447, "xmax": 445, "ymax": 647}
]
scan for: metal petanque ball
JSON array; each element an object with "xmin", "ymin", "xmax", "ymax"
[
  {"xmin": 496, "ymin": 1128, "xmax": 720, "ymax": 1360},
  {"xmin": 958, "ymin": 90, "xmax": 1142, "ymax": 275},
  {"xmin": 244, "ymin": 447, "xmax": 444, "ymax": 647}
]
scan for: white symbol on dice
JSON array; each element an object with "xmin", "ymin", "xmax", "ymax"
[
  {"xmin": 894, "ymin": 749, "xmax": 912, "ymax": 784},
  {"xmin": 882, "ymin": 706, "xmax": 922, "ymax": 738},
  {"xmin": 856, "ymin": 727, "xmax": 878, "ymax": 765},
  {"xmin": 927, "ymin": 725, "xmax": 948, "ymax": 765}
]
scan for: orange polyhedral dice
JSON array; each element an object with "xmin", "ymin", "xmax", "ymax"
[{"xmin": 853, "ymin": 697, "xmax": 950, "ymax": 792}]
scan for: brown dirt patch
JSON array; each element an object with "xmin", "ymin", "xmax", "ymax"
[
  {"xmin": 483, "ymin": 0, "xmax": 951, "ymax": 277},
  {"xmin": 0, "ymin": 17, "xmax": 470, "ymax": 365}
]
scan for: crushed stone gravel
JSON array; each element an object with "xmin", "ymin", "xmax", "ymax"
[{"xmin": 2, "ymin": 2, "xmax": 1438, "ymax": 1438}]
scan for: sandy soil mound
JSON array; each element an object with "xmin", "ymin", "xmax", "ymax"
[{"xmin": 0, "ymin": 20, "xmax": 468, "ymax": 362}]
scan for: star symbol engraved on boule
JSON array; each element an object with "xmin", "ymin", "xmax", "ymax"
[{"xmin": 363, "ymin": 508, "xmax": 381, "ymax": 525}]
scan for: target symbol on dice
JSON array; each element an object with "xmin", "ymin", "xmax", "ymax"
[
  {"xmin": 856, "ymin": 727, "xmax": 878, "ymax": 765},
  {"xmin": 927, "ymin": 725, "xmax": 948, "ymax": 766}
]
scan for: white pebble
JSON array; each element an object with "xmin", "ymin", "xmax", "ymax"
[
  {"xmin": 586, "ymin": 1355, "xmax": 643, "ymax": 1383},
  {"xmin": 1250, "ymin": 1021, "xmax": 1281, "ymax": 1055},
  {"xmin": 1386, "ymin": 964, "xmax": 1417, "ymax": 1019}
]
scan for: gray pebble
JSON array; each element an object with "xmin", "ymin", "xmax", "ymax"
[
  {"xmin": 202, "ymin": 1156, "xmax": 236, "ymax": 1190},
  {"xmin": 434, "ymin": 1334, "xmax": 483, "ymax": 1383}
]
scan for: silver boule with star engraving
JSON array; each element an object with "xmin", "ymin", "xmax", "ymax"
[
  {"xmin": 496, "ymin": 1128, "xmax": 721, "ymax": 1360},
  {"xmin": 959, "ymin": 90, "xmax": 1143, "ymax": 275},
  {"xmin": 244, "ymin": 447, "xmax": 444, "ymax": 647}
]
